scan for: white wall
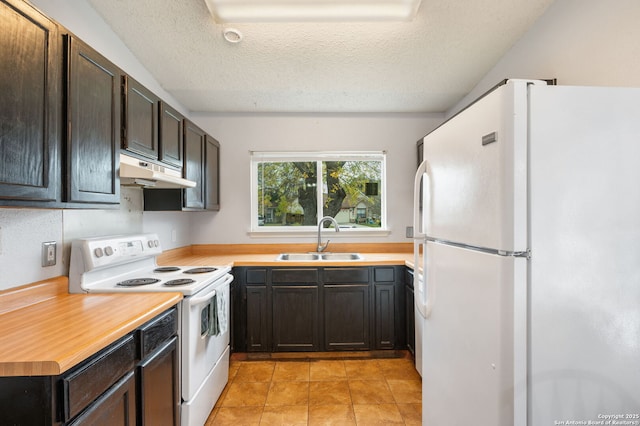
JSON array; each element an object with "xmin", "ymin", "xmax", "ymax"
[
  {"xmin": 4, "ymin": 0, "xmax": 640, "ymax": 289},
  {"xmin": 0, "ymin": 209, "xmax": 64, "ymax": 290},
  {"xmin": 449, "ymin": 0, "xmax": 640, "ymax": 117},
  {"xmin": 0, "ymin": 188, "xmax": 143, "ymax": 290},
  {"xmin": 28, "ymin": 0, "xmax": 189, "ymax": 116},
  {"xmin": 143, "ymin": 212, "xmax": 192, "ymax": 250},
  {"xmin": 188, "ymin": 113, "xmax": 442, "ymax": 244}
]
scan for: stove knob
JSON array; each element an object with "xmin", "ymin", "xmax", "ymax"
[
  {"xmin": 94, "ymin": 247, "xmax": 104, "ymax": 258},
  {"xmin": 147, "ymin": 240, "xmax": 154, "ymax": 248},
  {"xmin": 154, "ymin": 240, "xmax": 160, "ymax": 247},
  {"xmin": 105, "ymin": 246, "xmax": 114, "ymax": 256}
]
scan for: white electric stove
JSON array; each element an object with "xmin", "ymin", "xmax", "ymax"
[{"xmin": 68, "ymin": 233, "xmax": 233, "ymax": 426}]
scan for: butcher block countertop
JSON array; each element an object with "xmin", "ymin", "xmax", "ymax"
[
  {"xmin": 0, "ymin": 276, "xmax": 182, "ymax": 377},
  {"xmin": 0, "ymin": 243, "xmax": 411, "ymax": 378},
  {"xmin": 157, "ymin": 242, "xmax": 415, "ymax": 268}
]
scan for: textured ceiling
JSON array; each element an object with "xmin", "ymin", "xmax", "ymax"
[{"xmin": 86, "ymin": 0, "xmax": 555, "ymax": 113}]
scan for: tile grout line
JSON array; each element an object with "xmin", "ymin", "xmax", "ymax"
[{"xmin": 210, "ymin": 355, "xmax": 419, "ymax": 425}]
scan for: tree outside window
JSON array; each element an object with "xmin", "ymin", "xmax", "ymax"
[{"xmin": 252, "ymin": 152, "xmax": 385, "ymax": 230}]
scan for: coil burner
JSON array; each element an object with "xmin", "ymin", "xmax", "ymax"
[
  {"xmin": 154, "ymin": 266, "xmax": 182, "ymax": 272},
  {"xmin": 184, "ymin": 267, "xmax": 218, "ymax": 274},
  {"xmin": 117, "ymin": 278, "xmax": 161, "ymax": 287},
  {"xmin": 164, "ymin": 278, "xmax": 197, "ymax": 287}
]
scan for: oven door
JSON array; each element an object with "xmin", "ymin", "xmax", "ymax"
[{"xmin": 181, "ymin": 274, "xmax": 232, "ymax": 401}]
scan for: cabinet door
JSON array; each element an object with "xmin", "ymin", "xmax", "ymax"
[
  {"xmin": 122, "ymin": 75, "xmax": 159, "ymax": 160},
  {"xmin": 137, "ymin": 337, "xmax": 179, "ymax": 426},
  {"xmin": 272, "ymin": 286, "xmax": 320, "ymax": 351},
  {"xmin": 405, "ymin": 269, "xmax": 415, "ymax": 355},
  {"xmin": 405, "ymin": 283, "xmax": 415, "ymax": 355},
  {"xmin": 324, "ymin": 284, "xmax": 370, "ymax": 350},
  {"xmin": 246, "ymin": 285, "xmax": 270, "ymax": 352},
  {"xmin": 0, "ymin": 0, "xmax": 60, "ymax": 203},
  {"xmin": 65, "ymin": 35, "xmax": 120, "ymax": 204},
  {"xmin": 323, "ymin": 267, "xmax": 371, "ymax": 351},
  {"xmin": 375, "ymin": 284, "xmax": 395, "ymax": 349},
  {"xmin": 205, "ymin": 134, "xmax": 220, "ymax": 211},
  {"xmin": 63, "ymin": 335, "xmax": 136, "ymax": 422},
  {"xmin": 68, "ymin": 371, "xmax": 136, "ymax": 426},
  {"xmin": 183, "ymin": 119, "xmax": 205, "ymax": 209},
  {"xmin": 158, "ymin": 101, "xmax": 183, "ymax": 169}
]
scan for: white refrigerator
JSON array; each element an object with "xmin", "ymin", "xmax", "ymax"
[{"xmin": 413, "ymin": 79, "xmax": 640, "ymax": 425}]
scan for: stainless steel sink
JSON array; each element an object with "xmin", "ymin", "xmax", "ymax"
[
  {"xmin": 320, "ymin": 253, "xmax": 364, "ymax": 261},
  {"xmin": 276, "ymin": 253, "xmax": 321, "ymax": 261},
  {"xmin": 275, "ymin": 252, "xmax": 363, "ymax": 261}
]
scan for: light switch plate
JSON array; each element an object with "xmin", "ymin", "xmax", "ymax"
[
  {"xmin": 406, "ymin": 226, "xmax": 414, "ymax": 238},
  {"xmin": 42, "ymin": 241, "xmax": 57, "ymax": 267}
]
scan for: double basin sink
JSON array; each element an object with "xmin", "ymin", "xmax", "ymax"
[{"xmin": 276, "ymin": 252, "xmax": 364, "ymax": 261}]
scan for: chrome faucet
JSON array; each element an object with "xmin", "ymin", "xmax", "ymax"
[{"xmin": 317, "ymin": 216, "xmax": 339, "ymax": 252}]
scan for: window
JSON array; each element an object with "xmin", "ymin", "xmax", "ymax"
[{"xmin": 251, "ymin": 151, "xmax": 386, "ymax": 232}]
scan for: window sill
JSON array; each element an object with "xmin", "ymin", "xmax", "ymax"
[{"xmin": 247, "ymin": 228, "xmax": 391, "ymax": 238}]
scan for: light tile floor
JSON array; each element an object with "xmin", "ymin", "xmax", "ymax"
[{"xmin": 206, "ymin": 352, "xmax": 421, "ymax": 425}]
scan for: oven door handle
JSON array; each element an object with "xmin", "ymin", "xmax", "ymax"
[
  {"xmin": 188, "ymin": 274, "xmax": 233, "ymax": 305},
  {"xmin": 189, "ymin": 287, "xmax": 216, "ymax": 305}
]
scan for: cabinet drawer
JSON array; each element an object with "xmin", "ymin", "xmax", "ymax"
[
  {"xmin": 246, "ymin": 268, "xmax": 267, "ymax": 284},
  {"xmin": 138, "ymin": 307, "xmax": 178, "ymax": 358},
  {"xmin": 323, "ymin": 267, "xmax": 370, "ymax": 284},
  {"xmin": 67, "ymin": 370, "xmax": 136, "ymax": 426},
  {"xmin": 63, "ymin": 335, "xmax": 136, "ymax": 422},
  {"xmin": 374, "ymin": 267, "xmax": 395, "ymax": 282},
  {"xmin": 272, "ymin": 268, "xmax": 318, "ymax": 284}
]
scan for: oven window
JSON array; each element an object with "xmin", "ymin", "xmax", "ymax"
[{"xmin": 200, "ymin": 304, "xmax": 210, "ymax": 337}]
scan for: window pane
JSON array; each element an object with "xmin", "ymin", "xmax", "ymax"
[
  {"xmin": 257, "ymin": 161, "xmax": 317, "ymax": 226},
  {"xmin": 322, "ymin": 160, "xmax": 382, "ymax": 228}
]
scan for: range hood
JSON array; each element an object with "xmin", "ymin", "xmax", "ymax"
[{"xmin": 119, "ymin": 154, "xmax": 196, "ymax": 188}]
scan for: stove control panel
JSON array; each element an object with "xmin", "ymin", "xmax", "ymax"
[{"xmin": 76, "ymin": 234, "xmax": 163, "ymax": 270}]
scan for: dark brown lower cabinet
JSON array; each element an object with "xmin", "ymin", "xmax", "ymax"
[
  {"xmin": 324, "ymin": 284, "xmax": 370, "ymax": 350},
  {"xmin": 62, "ymin": 335, "xmax": 136, "ymax": 422},
  {"xmin": 68, "ymin": 371, "xmax": 136, "ymax": 426},
  {"xmin": 246, "ymin": 285, "xmax": 269, "ymax": 351},
  {"xmin": 405, "ymin": 269, "xmax": 415, "ymax": 355},
  {"xmin": 0, "ymin": 307, "xmax": 178, "ymax": 425},
  {"xmin": 272, "ymin": 285, "xmax": 320, "ymax": 351},
  {"xmin": 375, "ymin": 284, "xmax": 395, "ymax": 349},
  {"xmin": 234, "ymin": 266, "xmax": 406, "ymax": 353},
  {"xmin": 137, "ymin": 337, "xmax": 179, "ymax": 426}
]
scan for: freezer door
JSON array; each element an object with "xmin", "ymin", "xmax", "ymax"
[
  {"xmin": 423, "ymin": 80, "xmax": 530, "ymax": 252},
  {"xmin": 422, "ymin": 241, "xmax": 527, "ymax": 426}
]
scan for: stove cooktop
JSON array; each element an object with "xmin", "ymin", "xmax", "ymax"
[
  {"xmin": 83, "ymin": 265, "xmax": 231, "ymax": 296},
  {"xmin": 69, "ymin": 233, "xmax": 231, "ymax": 296}
]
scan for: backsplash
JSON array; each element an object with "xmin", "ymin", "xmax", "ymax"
[
  {"xmin": 0, "ymin": 187, "xmax": 143, "ymax": 291},
  {"xmin": 0, "ymin": 209, "xmax": 64, "ymax": 290}
]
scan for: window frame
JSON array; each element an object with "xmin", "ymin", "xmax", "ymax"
[{"xmin": 250, "ymin": 151, "xmax": 388, "ymax": 234}]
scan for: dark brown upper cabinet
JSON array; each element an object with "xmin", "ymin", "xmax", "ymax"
[
  {"xmin": 183, "ymin": 119, "xmax": 206, "ymax": 210},
  {"xmin": 0, "ymin": 0, "xmax": 61, "ymax": 203},
  {"xmin": 122, "ymin": 75, "xmax": 159, "ymax": 161},
  {"xmin": 158, "ymin": 101, "xmax": 184, "ymax": 170},
  {"xmin": 205, "ymin": 134, "xmax": 220, "ymax": 211},
  {"xmin": 64, "ymin": 35, "xmax": 121, "ymax": 204},
  {"xmin": 143, "ymin": 126, "xmax": 221, "ymax": 212}
]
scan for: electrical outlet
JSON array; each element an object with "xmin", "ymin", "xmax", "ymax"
[{"xmin": 42, "ymin": 241, "xmax": 57, "ymax": 267}]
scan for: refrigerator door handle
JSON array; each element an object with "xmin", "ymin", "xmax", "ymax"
[
  {"xmin": 413, "ymin": 159, "xmax": 433, "ymax": 318},
  {"xmin": 413, "ymin": 159, "xmax": 428, "ymax": 239},
  {"xmin": 413, "ymin": 240, "xmax": 433, "ymax": 319}
]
